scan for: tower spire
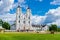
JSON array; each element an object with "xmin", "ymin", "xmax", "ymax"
[
  {"xmin": 27, "ymin": 0, "xmax": 30, "ymax": 9},
  {"xmin": 18, "ymin": 1, "xmax": 20, "ymax": 8}
]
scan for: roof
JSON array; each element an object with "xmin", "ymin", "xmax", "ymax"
[
  {"xmin": 32, "ymin": 24, "xmax": 46, "ymax": 27},
  {"xmin": 17, "ymin": 5, "xmax": 20, "ymax": 8},
  {"xmin": 27, "ymin": 7, "xmax": 30, "ymax": 9}
]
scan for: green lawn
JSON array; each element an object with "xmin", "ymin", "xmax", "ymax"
[{"xmin": 0, "ymin": 32, "xmax": 60, "ymax": 40}]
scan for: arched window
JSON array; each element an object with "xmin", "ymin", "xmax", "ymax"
[{"xmin": 19, "ymin": 21, "xmax": 20, "ymax": 23}]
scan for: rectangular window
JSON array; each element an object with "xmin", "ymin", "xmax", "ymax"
[
  {"xmin": 19, "ymin": 21, "xmax": 20, "ymax": 23},
  {"xmin": 19, "ymin": 16, "xmax": 20, "ymax": 18},
  {"xmin": 28, "ymin": 21, "xmax": 30, "ymax": 24},
  {"xmin": 28, "ymin": 17, "xmax": 30, "ymax": 19},
  {"xmin": 23, "ymin": 21, "xmax": 25, "ymax": 24}
]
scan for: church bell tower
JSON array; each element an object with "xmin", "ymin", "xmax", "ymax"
[
  {"xmin": 25, "ymin": 7, "xmax": 32, "ymax": 30},
  {"xmin": 16, "ymin": 4, "xmax": 22, "ymax": 31}
]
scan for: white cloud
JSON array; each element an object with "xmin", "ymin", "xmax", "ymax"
[
  {"xmin": 44, "ymin": 7, "xmax": 60, "ymax": 26},
  {"xmin": 0, "ymin": 0, "xmax": 60, "ymax": 27},
  {"xmin": 0, "ymin": 13, "xmax": 46, "ymax": 25},
  {"xmin": 0, "ymin": 0, "xmax": 14, "ymax": 14},
  {"xmin": 18, "ymin": 0, "xmax": 25, "ymax": 3},
  {"xmin": 51, "ymin": 19, "xmax": 60, "ymax": 26},
  {"xmin": 0, "ymin": 0, "xmax": 28, "ymax": 14},
  {"xmin": 9, "ymin": 0, "xmax": 14, "ymax": 4},
  {"xmin": 50, "ymin": 0, "xmax": 60, "ymax": 5},
  {"xmin": 0, "ymin": 13, "xmax": 16, "ymax": 25},
  {"xmin": 0, "ymin": 0, "xmax": 28, "ymax": 25},
  {"xmin": 18, "ymin": 0, "xmax": 28, "ymax": 9},
  {"xmin": 32, "ymin": 15, "xmax": 46, "ymax": 25},
  {"xmin": 31, "ymin": 7, "xmax": 60, "ymax": 26},
  {"xmin": 0, "ymin": 1, "xmax": 3, "ymax": 6},
  {"xmin": 46, "ymin": 7, "xmax": 60, "ymax": 16},
  {"xmin": 0, "ymin": 13, "xmax": 16, "ymax": 21}
]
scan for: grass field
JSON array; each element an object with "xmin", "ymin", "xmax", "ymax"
[{"xmin": 0, "ymin": 32, "xmax": 60, "ymax": 40}]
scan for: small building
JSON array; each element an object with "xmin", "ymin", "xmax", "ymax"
[
  {"xmin": 11, "ymin": 24, "xmax": 49, "ymax": 32},
  {"xmin": 32, "ymin": 24, "xmax": 48, "ymax": 31}
]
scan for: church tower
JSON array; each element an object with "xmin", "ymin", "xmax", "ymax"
[
  {"xmin": 16, "ymin": 2, "xmax": 33, "ymax": 31},
  {"xmin": 16, "ymin": 5, "xmax": 22, "ymax": 31},
  {"xmin": 25, "ymin": 7, "xmax": 32, "ymax": 30}
]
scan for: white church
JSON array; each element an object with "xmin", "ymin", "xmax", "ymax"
[
  {"xmin": 16, "ymin": 5, "xmax": 33, "ymax": 31},
  {"xmin": 10, "ymin": 5, "xmax": 48, "ymax": 32}
]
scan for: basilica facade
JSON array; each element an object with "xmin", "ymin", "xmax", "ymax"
[
  {"xmin": 10, "ymin": 5, "xmax": 48, "ymax": 31},
  {"xmin": 16, "ymin": 6, "xmax": 33, "ymax": 31}
]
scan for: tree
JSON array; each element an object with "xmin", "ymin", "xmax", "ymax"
[
  {"xmin": 49, "ymin": 24, "xmax": 57, "ymax": 32},
  {"xmin": 2, "ymin": 22, "xmax": 10, "ymax": 30},
  {"xmin": 0, "ymin": 19, "xmax": 3, "ymax": 26}
]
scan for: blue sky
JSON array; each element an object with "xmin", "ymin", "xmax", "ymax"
[
  {"xmin": 0, "ymin": 0, "xmax": 60, "ymax": 26},
  {"xmin": 11, "ymin": 0, "xmax": 59, "ymax": 16}
]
